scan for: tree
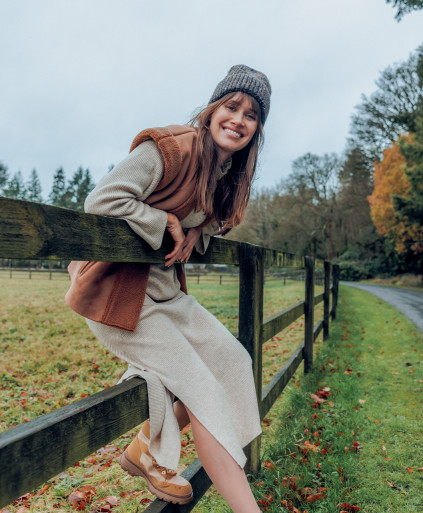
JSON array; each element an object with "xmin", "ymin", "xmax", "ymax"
[
  {"xmin": 386, "ymin": 0, "xmax": 423, "ymax": 20},
  {"xmin": 336, "ymin": 147, "xmax": 377, "ymax": 252},
  {"xmin": 349, "ymin": 50, "xmax": 423, "ymax": 160},
  {"xmin": 368, "ymin": 138, "xmax": 423, "ymax": 255},
  {"xmin": 48, "ymin": 167, "xmax": 68, "ymax": 207},
  {"xmin": 65, "ymin": 167, "xmax": 95, "ymax": 211},
  {"xmin": 3, "ymin": 171, "xmax": 27, "ymax": 199},
  {"xmin": 287, "ymin": 152, "xmax": 340, "ymax": 202},
  {"xmin": 395, "ymin": 116, "xmax": 423, "ymax": 225},
  {"xmin": 26, "ymin": 168, "xmax": 43, "ymax": 203},
  {"xmin": 285, "ymin": 153, "xmax": 341, "ymax": 259},
  {"xmin": 0, "ymin": 162, "xmax": 8, "ymax": 194}
]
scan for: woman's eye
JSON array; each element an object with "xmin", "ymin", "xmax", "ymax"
[{"xmin": 226, "ymin": 105, "xmax": 236, "ymax": 111}]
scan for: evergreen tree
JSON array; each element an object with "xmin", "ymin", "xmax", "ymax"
[
  {"xmin": 3, "ymin": 171, "xmax": 27, "ymax": 199},
  {"xmin": 26, "ymin": 168, "xmax": 43, "ymax": 203},
  {"xmin": 65, "ymin": 167, "xmax": 95, "ymax": 211},
  {"xmin": 49, "ymin": 167, "xmax": 68, "ymax": 207},
  {"xmin": 336, "ymin": 147, "xmax": 381, "ymax": 257},
  {"xmin": 396, "ymin": 117, "xmax": 423, "ymax": 226},
  {"xmin": 0, "ymin": 162, "xmax": 8, "ymax": 194}
]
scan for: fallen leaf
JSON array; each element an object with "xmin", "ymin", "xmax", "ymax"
[
  {"xmin": 69, "ymin": 491, "xmax": 86, "ymax": 510},
  {"xmin": 311, "ymin": 394, "xmax": 326, "ymax": 404},
  {"xmin": 358, "ymin": 399, "xmax": 365, "ymax": 405},
  {"xmin": 406, "ymin": 467, "xmax": 413, "ymax": 473},
  {"xmin": 37, "ymin": 484, "xmax": 51, "ymax": 495},
  {"xmin": 382, "ymin": 446, "xmax": 387, "ymax": 451},
  {"xmin": 264, "ymin": 459, "xmax": 276, "ymax": 470}
]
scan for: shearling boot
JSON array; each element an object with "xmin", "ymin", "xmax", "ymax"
[{"xmin": 119, "ymin": 421, "xmax": 193, "ymax": 505}]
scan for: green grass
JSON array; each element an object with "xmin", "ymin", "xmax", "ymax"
[
  {"xmin": 3, "ymin": 277, "xmax": 421, "ymax": 512},
  {"xmin": 363, "ymin": 273, "xmax": 423, "ymax": 291},
  {"xmin": 0, "ymin": 275, "xmax": 322, "ymax": 512},
  {"xmin": 246, "ymin": 285, "xmax": 423, "ymax": 513}
]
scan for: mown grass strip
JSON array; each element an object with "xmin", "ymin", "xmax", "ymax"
[{"xmin": 247, "ymin": 285, "xmax": 423, "ymax": 513}]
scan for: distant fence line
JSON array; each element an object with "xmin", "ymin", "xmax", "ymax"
[{"xmin": 0, "ymin": 267, "xmax": 323, "ymax": 285}]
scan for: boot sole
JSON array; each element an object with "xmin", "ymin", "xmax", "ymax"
[{"xmin": 119, "ymin": 451, "xmax": 193, "ymax": 505}]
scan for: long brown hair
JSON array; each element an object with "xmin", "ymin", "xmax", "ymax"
[{"xmin": 189, "ymin": 92, "xmax": 264, "ymax": 233}]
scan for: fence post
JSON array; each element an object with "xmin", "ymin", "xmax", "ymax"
[
  {"xmin": 304, "ymin": 256, "xmax": 315, "ymax": 373},
  {"xmin": 331, "ymin": 264, "xmax": 340, "ymax": 320},
  {"xmin": 239, "ymin": 243, "xmax": 263, "ymax": 475},
  {"xmin": 323, "ymin": 261, "xmax": 331, "ymax": 340}
]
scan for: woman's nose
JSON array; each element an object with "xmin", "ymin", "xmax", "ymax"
[{"xmin": 231, "ymin": 111, "xmax": 244, "ymax": 126}]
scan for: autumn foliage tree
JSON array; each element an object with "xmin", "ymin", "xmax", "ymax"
[{"xmin": 368, "ymin": 138, "xmax": 423, "ymax": 255}]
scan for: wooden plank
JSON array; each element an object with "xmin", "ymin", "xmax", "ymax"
[
  {"xmin": 0, "ymin": 197, "xmax": 239, "ymax": 264},
  {"xmin": 331, "ymin": 264, "xmax": 340, "ymax": 320},
  {"xmin": 313, "ymin": 320, "xmax": 324, "ymax": 341},
  {"xmin": 261, "ymin": 247, "xmax": 304, "ymax": 269},
  {"xmin": 0, "ymin": 378, "xmax": 148, "ymax": 508},
  {"xmin": 144, "ymin": 459, "xmax": 211, "ymax": 513},
  {"xmin": 238, "ymin": 243, "xmax": 263, "ymax": 475},
  {"xmin": 261, "ymin": 300, "xmax": 305, "ymax": 343},
  {"xmin": 314, "ymin": 292, "xmax": 324, "ymax": 305},
  {"xmin": 260, "ymin": 343, "xmax": 304, "ymax": 419},
  {"xmin": 323, "ymin": 261, "xmax": 331, "ymax": 339},
  {"xmin": 303, "ymin": 257, "xmax": 315, "ymax": 373}
]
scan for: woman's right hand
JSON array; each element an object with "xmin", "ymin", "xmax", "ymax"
[{"xmin": 165, "ymin": 213, "xmax": 186, "ymax": 267}]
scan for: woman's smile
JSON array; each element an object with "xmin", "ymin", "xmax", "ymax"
[{"xmin": 209, "ymin": 92, "xmax": 258, "ymax": 162}]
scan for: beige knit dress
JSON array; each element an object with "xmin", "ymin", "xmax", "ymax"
[{"xmin": 84, "ymin": 140, "xmax": 261, "ymax": 470}]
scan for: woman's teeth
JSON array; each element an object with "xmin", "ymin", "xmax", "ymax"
[{"xmin": 223, "ymin": 128, "xmax": 241, "ymax": 138}]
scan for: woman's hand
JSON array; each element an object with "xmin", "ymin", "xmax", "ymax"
[
  {"xmin": 164, "ymin": 213, "xmax": 202, "ymax": 267},
  {"xmin": 165, "ymin": 213, "xmax": 185, "ymax": 267},
  {"xmin": 178, "ymin": 227, "xmax": 202, "ymax": 263}
]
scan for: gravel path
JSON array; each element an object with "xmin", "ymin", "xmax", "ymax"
[{"xmin": 341, "ymin": 282, "xmax": 423, "ymax": 333}]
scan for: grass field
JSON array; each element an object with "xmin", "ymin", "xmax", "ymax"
[
  {"xmin": 1, "ymin": 274, "xmax": 323, "ymax": 512},
  {"xmin": 250, "ymin": 285, "xmax": 423, "ymax": 513},
  {"xmin": 2, "ymin": 276, "xmax": 422, "ymax": 512}
]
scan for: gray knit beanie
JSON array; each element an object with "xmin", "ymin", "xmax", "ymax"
[{"xmin": 209, "ymin": 64, "xmax": 271, "ymax": 124}]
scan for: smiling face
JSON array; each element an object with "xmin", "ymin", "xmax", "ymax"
[{"xmin": 209, "ymin": 92, "xmax": 259, "ymax": 163}]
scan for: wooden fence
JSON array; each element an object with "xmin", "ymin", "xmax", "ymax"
[{"xmin": 0, "ymin": 197, "xmax": 339, "ymax": 512}]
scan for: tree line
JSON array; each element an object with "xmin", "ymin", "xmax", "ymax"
[
  {"xmin": 0, "ymin": 164, "xmax": 96, "ymax": 211},
  {"xmin": 228, "ymin": 43, "xmax": 423, "ymax": 280}
]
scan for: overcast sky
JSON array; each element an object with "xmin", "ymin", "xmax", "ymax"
[{"xmin": 1, "ymin": 0, "xmax": 423, "ymax": 198}]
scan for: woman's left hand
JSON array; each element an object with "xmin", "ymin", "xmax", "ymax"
[{"xmin": 178, "ymin": 227, "xmax": 202, "ymax": 263}]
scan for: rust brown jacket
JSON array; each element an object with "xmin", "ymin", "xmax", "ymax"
[{"xmin": 65, "ymin": 125, "xmax": 211, "ymax": 331}]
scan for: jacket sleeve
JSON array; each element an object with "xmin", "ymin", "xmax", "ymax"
[
  {"xmin": 195, "ymin": 221, "xmax": 219, "ymax": 255},
  {"xmin": 84, "ymin": 140, "xmax": 168, "ymax": 250}
]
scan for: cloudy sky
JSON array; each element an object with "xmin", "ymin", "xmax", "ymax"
[{"xmin": 1, "ymin": 0, "xmax": 423, "ymax": 198}]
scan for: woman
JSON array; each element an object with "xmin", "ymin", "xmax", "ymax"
[{"xmin": 66, "ymin": 65, "xmax": 271, "ymax": 513}]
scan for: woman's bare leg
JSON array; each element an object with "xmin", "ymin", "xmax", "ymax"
[
  {"xmin": 185, "ymin": 406, "xmax": 260, "ymax": 513},
  {"xmin": 173, "ymin": 399, "xmax": 190, "ymax": 430}
]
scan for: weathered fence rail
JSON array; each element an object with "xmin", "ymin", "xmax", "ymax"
[{"xmin": 0, "ymin": 197, "xmax": 339, "ymax": 511}]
